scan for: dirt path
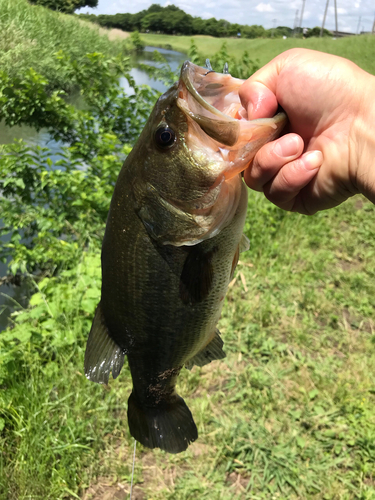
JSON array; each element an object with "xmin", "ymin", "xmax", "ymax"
[
  {"xmin": 79, "ymin": 20, "xmax": 130, "ymax": 41},
  {"xmin": 99, "ymin": 28, "xmax": 130, "ymax": 41}
]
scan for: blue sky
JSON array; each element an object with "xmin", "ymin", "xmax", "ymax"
[{"xmin": 77, "ymin": 0, "xmax": 375, "ymax": 33}]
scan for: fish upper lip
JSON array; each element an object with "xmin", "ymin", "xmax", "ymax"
[
  {"xmin": 178, "ymin": 60, "xmax": 241, "ymax": 147},
  {"xmin": 180, "ymin": 60, "xmax": 236, "ymax": 121}
]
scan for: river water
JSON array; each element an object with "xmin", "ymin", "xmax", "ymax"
[{"xmin": 0, "ymin": 46, "xmax": 185, "ymax": 331}]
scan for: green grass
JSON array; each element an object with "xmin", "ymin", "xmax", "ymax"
[
  {"xmin": 2, "ymin": 193, "xmax": 375, "ymax": 499},
  {"xmin": 140, "ymin": 33, "xmax": 375, "ymax": 75},
  {"xmin": 0, "ymin": 0, "xmax": 125, "ymax": 90}
]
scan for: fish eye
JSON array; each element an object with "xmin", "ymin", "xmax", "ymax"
[{"xmin": 155, "ymin": 126, "xmax": 176, "ymax": 149}]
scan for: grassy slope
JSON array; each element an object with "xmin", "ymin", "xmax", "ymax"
[
  {"xmin": 140, "ymin": 33, "xmax": 375, "ymax": 74},
  {"xmin": 0, "ymin": 0, "xmax": 123, "ymax": 90}
]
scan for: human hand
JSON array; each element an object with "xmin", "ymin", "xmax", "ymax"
[{"xmin": 239, "ymin": 48, "xmax": 375, "ymax": 214}]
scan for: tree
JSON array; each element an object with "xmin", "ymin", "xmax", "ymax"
[
  {"xmin": 305, "ymin": 26, "xmax": 332, "ymax": 37},
  {"xmin": 28, "ymin": 0, "xmax": 98, "ymax": 14},
  {"xmin": 242, "ymin": 25, "xmax": 266, "ymax": 38}
]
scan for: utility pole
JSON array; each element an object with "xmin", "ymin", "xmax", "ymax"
[
  {"xmin": 271, "ymin": 18, "xmax": 277, "ymax": 37},
  {"xmin": 299, "ymin": 0, "xmax": 306, "ymax": 36},
  {"xmin": 320, "ymin": 0, "xmax": 329, "ymax": 36},
  {"xmin": 372, "ymin": 14, "xmax": 375, "ymax": 34},
  {"xmin": 356, "ymin": 16, "xmax": 361, "ymax": 35},
  {"xmin": 334, "ymin": 0, "xmax": 338, "ymax": 36},
  {"xmin": 293, "ymin": 9, "xmax": 299, "ymax": 37}
]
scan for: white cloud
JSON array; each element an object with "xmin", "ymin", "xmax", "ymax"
[
  {"xmin": 255, "ymin": 2, "xmax": 275, "ymax": 13},
  {"xmin": 201, "ymin": 11, "xmax": 214, "ymax": 19}
]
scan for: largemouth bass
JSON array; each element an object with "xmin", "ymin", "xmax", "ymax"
[{"xmin": 85, "ymin": 61, "xmax": 286, "ymax": 454}]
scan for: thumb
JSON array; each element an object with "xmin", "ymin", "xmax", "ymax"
[{"xmin": 239, "ymin": 53, "xmax": 287, "ymax": 120}]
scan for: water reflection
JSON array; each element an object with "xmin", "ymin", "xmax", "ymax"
[{"xmin": 0, "ymin": 46, "xmax": 186, "ymax": 331}]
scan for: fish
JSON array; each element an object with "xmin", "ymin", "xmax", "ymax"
[{"xmin": 84, "ymin": 60, "xmax": 286, "ymax": 454}]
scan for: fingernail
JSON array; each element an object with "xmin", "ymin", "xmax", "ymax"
[
  {"xmin": 302, "ymin": 150, "xmax": 323, "ymax": 170},
  {"xmin": 274, "ymin": 136, "xmax": 300, "ymax": 158}
]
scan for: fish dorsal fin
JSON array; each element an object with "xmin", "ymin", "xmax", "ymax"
[
  {"xmin": 84, "ymin": 303, "xmax": 125, "ymax": 384},
  {"xmin": 185, "ymin": 329, "xmax": 226, "ymax": 370}
]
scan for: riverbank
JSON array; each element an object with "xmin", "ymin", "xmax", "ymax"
[{"xmin": 139, "ymin": 32, "xmax": 375, "ymax": 74}]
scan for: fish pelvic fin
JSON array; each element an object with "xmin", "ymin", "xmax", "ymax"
[
  {"xmin": 185, "ymin": 329, "xmax": 226, "ymax": 370},
  {"xmin": 127, "ymin": 392, "xmax": 197, "ymax": 454},
  {"xmin": 84, "ymin": 302, "xmax": 125, "ymax": 384}
]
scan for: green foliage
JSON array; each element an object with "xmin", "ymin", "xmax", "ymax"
[
  {"xmin": 0, "ymin": 140, "xmax": 117, "ymax": 274},
  {"xmin": 0, "ymin": 52, "xmax": 156, "ymax": 156},
  {"xmin": 305, "ymin": 26, "xmax": 333, "ymax": 38},
  {"xmin": 137, "ymin": 50, "xmax": 179, "ymax": 88},
  {"xmin": 188, "ymin": 40, "xmax": 260, "ymax": 79},
  {"xmin": 130, "ymin": 30, "xmax": 145, "ymax": 52},
  {"xmin": 188, "ymin": 39, "xmax": 201, "ymax": 65},
  {"xmin": 0, "ymin": 252, "xmax": 136, "ymax": 499},
  {"xmin": 0, "ymin": 51, "xmax": 158, "ymax": 275},
  {"xmin": 28, "ymin": 0, "xmax": 97, "ymax": 13}
]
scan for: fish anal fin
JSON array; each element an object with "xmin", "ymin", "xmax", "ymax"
[
  {"xmin": 84, "ymin": 302, "xmax": 125, "ymax": 385},
  {"xmin": 231, "ymin": 245, "xmax": 240, "ymax": 280},
  {"xmin": 231, "ymin": 233, "xmax": 250, "ymax": 278},
  {"xmin": 240, "ymin": 233, "xmax": 250, "ymax": 253},
  {"xmin": 127, "ymin": 392, "xmax": 197, "ymax": 454},
  {"xmin": 185, "ymin": 329, "xmax": 225, "ymax": 370},
  {"xmin": 179, "ymin": 245, "xmax": 218, "ymax": 305}
]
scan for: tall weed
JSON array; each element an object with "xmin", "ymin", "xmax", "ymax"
[{"xmin": 0, "ymin": 0, "xmax": 128, "ymax": 90}]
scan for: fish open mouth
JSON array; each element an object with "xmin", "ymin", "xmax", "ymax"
[{"xmin": 177, "ymin": 60, "xmax": 286, "ymax": 180}]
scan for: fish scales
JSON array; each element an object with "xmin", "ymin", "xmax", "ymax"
[{"xmin": 85, "ymin": 61, "xmax": 286, "ymax": 453}]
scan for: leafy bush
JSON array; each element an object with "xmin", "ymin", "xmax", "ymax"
[{"xmin": 0, "ymin": 51, "xmax": 158, "ymax": 275}]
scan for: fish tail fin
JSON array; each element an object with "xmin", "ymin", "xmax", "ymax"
[{"xmin": 127, "ymin": 392, "xmax": 198, "ymax": 454}]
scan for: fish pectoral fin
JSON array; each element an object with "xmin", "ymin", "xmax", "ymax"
[
  {"xmin": 179, "ymin": 244, "xmax": 218, "ymax": 304},
  {"xmin": 134, "ymin": 181, "xmax": 207, "ymax": 246},
  {"xmin": 185, "ymin": 329, "xmax": 226, "ymax": 370},
  {"xmin": 127, "ymin": 392, "xmax": 197, "ymax": 454},
  {"xmin": 84, "ymin": 302, "xmax": 125, "ymax": 385}
]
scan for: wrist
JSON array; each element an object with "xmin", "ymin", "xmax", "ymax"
[{"xmin": 350, "ymin": 72, "xmax": 375, "ymax": 203}]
